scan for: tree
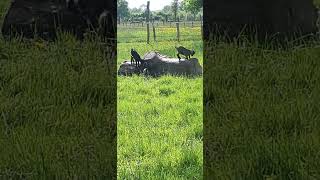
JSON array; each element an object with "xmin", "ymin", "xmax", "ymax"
[
  {"xmin": 171, "ymin": 0, "xmax": 179, "ymax": 22},
  {"xmin": 130, "ymin": 7, "xmax": 143, "ymax": 14},
  {"xmin": 162, "ymin": 5, "xmax": 172, "ymax": 13},
  {"xmin": 117, "ymin": 0, "xmax": 129, "ymax": 22},
  {"xmin": 160, "ymin": 5, "xmax": 171, "ymax": 22},
  {"xmin": 182, "ymin": 0, "xmax": 202, "ymax": 20}
]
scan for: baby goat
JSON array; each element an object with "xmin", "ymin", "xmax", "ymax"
[
  {"xmin": 175, "ymin": 46, "xmax": 195, "ymax": 60},
  {"xmin": 131, "ymin": 49, "xmax": 145, "ymax": 67}
]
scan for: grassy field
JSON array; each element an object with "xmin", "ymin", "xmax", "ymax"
[
  {"xmin": 117, "ymin": 25, "xmax": 202, "ymax": 43},
  {"xmin": 0, "ymin": 1, "xmax": 116, "ymax": 178},
  {"xmin": 117, "ymin": 29, "xmax": 203, "ymax": 179},
  {"xmin": 204, "ymin": 2, "xmax": 320, "ymax": 178},
  {"xmin": 204, "ymin": 35, "xmax": 320, "ymax": 179},
  {"xmin": 2, "ymin": 0, "xmax": 320, "ymax": 179}
]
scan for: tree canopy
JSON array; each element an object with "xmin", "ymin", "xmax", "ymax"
[
  {"xmin": 117, "ymin": 0, "xmax": 203, "ymax": 22},
  {"xmin": 117, "ymin": 0, "xmax": 129, "ymax": 20},
  {"xmin": 182, "ymin": 0, "xmax": 203, "ymax": 16}
]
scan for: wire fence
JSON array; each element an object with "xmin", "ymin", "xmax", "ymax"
[
  {"xmin": 117, "ymin": 21, "xmax": 203, "ymax": 43},
  {"xmin": 118, "ymin": 21, "xmax": 202, "ymax": 28}
]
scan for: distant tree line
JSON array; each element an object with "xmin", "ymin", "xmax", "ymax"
[{"xmin": 117, "ymin": 0, "xmax": 203, "ymax": 23}]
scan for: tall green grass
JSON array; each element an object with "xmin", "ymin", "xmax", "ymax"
[
  {"xmin": 0, "ymin": 21, "xmax": 116, "ymax": 180},
  {"xmin": 117, "ymin": 31, "xmax": 203, "ymax": 179},
  {"xmin": 2, "ymin": 0, "xmax": 320, "ymax": 179},
  {"xmin": 118, "ymin": 75, "xmax": 203, "ymax": 179},
  {"xmin": 204, "ymin": 39, "xmax": 320, "ymax": 179},
  {"xmin": 117, "ymin": 26, "xmax": 201, "ymax": 43}
]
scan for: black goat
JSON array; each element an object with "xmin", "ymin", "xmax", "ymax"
[
  {"xmin": 175, "ymin": 46, "xmax": 195, "ymax": 60},
  {"xmin": 131, "ymin": 49, "xmax": 144, "ymax": 67}
]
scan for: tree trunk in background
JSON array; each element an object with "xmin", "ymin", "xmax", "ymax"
[
  {"xmin": 1, "ymin": 0, "xmax": 116, "ymax": 40},
  {"xmin": 203, "ymin": 0, "xmax": 318, "ymax": 41}
]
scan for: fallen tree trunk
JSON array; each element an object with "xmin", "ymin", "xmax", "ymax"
[
  {"xmin": 1, "ymin": 0, "xmax": 116, "ymax": 40},
  {"xmin": 204, "ymin": 0, "xmax": 319, "ymax": 41},
  {"xmin": 118, "ymin": 52, "xmax": 203, "ymax": 77}
]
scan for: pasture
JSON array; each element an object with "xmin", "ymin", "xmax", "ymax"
[
  {"xmin": 205, "ymin": 37, "xmax": 320, "ymax": 179},
  {"xmin": 204, "ymin": 3, "xmax": 320, "ymax": 179},
  {"xmin": 0, "ymin": 1, "xmax": 116, "ymax": 178},
  {"xmin": 117, "ymin": 24, "xmax": 203, "ymax": 179},
  {"xmin": 1, "ymin": 0, "xmax": 320, "ymax": 179},
  {"xmin": 204, "ymin": 1, "xmax": 320, "ymax": 178},
  {"xmin": 117, "ymin": 21, "xmax": 202, "ymax": 43}
]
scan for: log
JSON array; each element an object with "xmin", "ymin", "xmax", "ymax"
[
  {"xmin": 1, "ymin": 0, "xmax": 116, "ymax": 40},
  {"xmin": 118, "ymin": 52, "xmax": 202, "ymax": 77},
  {"xmin": 204, "ymin": 0, "xmax": 319, "ymax": 40}
]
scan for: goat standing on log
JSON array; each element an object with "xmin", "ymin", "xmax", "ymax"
[
  {"xmin": 131, "ymin": 49, "xmax": 145, "ymax": 67},
  {"xmin": 175, "ymin": 46, "xmax": 195, "ymax": 61}
]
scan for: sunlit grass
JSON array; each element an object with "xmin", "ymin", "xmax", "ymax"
[
  {"xmin": 204, "ymin": 39, "xmax": 320, "ymax": 179},
  {"xmin": 117, "ymin": 26, "xmax": 202, "ymax": 43},
  {"xmin": 117, "ymin": 27, "xmax": 203, "ymax": 179},
  {"xmin": 0, "ymin": 32, "xmax": 116, "ymax": 178}
]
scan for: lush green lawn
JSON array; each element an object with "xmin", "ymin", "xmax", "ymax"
[
  {"xmin": 1, "ymin": 0, "xmax": 320, "ymax": 179},
  {"xmin": 118, "ymin": 75, "xmax": 203, "ymax": 179},
  {"xmin": 117, "ymin": 26, "xmax": 202, "ymax": 43},
  {"xmin": 0, "ymin": 1, "xmax": 117, "ymax": 178},
  {"xmin": 117, "ymin": 37, "xmax": 203, "ymax": 179},
  {"xmin": 0, "ymin": 35, "xmax": 117, "ymax": 179},
  {"xmin": 204, "ymin": 40, "xmax": 320, "ymax": 179}
]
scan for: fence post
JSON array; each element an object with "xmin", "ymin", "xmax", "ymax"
[
  {"xmin": 153, "ymin": 25, "xmax": 156, "ymax": 42},
  {"xmin": 176, "ymin": 22, "xmax": 180, "ymax": 42},
  {"xmin": 192, "ymin": 21, "xmax": 194, "ymax": 28},
  {"xmin": 146, "ymin": 1, "xmax": 150, "ymax": 44},
  {"xmin": 147, "ymin": 23, "xmax": 150, "ymax": 43}
]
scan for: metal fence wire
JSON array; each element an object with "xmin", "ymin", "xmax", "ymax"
[{"xmin": 117, "ymin": 21, "xmax": 203, "ymax": 43}]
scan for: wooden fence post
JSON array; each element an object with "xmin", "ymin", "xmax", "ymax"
[
  {"xmin": 153, "ymin": 25, "xmax": 156, "ymax": 42},
  {"xmin": 147, "ymin": 23, "xmax": 150, "ymax": 44},
  {"xmin": 176, "ymin": 22, "xmax": 180, "ymax": 42},
  {"xmin": 146, "ymin": 1, "xmax": 150, "ymax": 44}
]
